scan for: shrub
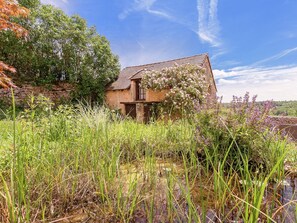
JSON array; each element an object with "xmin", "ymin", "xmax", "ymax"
[
  {"xmin": 21, "ymin": 94, "xmax": 53, "ymax": 122},
  {"xmin": 195, "ymin": 92, "xmax": 283, "ymax": 173}
]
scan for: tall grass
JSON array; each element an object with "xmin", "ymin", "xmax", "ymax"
[{"xmin": 0, "ymin": 100, "xmax": 296, "ymax": 222}]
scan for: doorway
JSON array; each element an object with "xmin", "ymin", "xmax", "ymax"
[{"xmin": 125, "ymin": 104, "xmax": 136, "ymax": 119}]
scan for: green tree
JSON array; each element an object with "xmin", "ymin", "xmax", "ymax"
[{"xmin": 0, "ymin": 0, "xmax": 120, "ymax": 103}]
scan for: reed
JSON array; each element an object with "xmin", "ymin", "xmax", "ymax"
[{"xmin": 0, "ymin": 100, "xmax": 296, "ymax": 222}]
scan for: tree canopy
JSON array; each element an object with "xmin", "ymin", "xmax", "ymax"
[
  {"xmin": 0, "ymin": 0, "xmax": 29, "ymax": 88},
  {"xmin": 0, "ymin": 0, "xmax": 120, "ymax": 103}
]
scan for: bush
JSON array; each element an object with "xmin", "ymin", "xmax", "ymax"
[{"xmin": 195, "ymin": 92, "xmax": 284, "ymax": 173}]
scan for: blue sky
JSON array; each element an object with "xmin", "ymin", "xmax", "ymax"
[{"xmin": 41, "ymin": 0, "xmax": 297, "ymax": 102}]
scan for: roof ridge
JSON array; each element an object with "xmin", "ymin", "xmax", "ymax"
[
  {"xmin": 129, "ymin": 68, "xmax": 146, "ymax": 79},
  {"xmin": 123, "ymin": 53, "xmax": 208, "ymax": 69}
]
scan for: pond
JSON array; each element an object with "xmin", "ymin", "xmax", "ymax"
[
  {"xmin": 276, "ymin": 176, "xmax": 297, "ymax": 223},
  {"xmin": 55, "ymin": 160, "xmax": 297, "ymax": 223}
]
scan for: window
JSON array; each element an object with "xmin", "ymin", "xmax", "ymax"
[{"xmin": 136, "ymin": 80, "xmax": 146, "ymax": 100}]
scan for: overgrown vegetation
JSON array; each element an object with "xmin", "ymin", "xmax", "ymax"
[
  {"xmin": 196, "ymin": 93, "xmax": 282, "ymax": 173},
  {"xmin": 0, "ymin": 94, "xmax": 296, "ymax": 222},
  {"xmin": 0, "ymin": 0, "xmax": 120, "ymax": 103}
]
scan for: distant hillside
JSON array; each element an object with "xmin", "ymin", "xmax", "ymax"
[
  {"xmin": 222, "ymin": 100, "xmax": 297, "ymax": 117},
  {"xmin": 272, "ymin": 101, "xmax": 297, "ymax": 117}
]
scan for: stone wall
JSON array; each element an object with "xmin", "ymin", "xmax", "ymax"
[
  {"xmin": 278, "ymin": 125, "xmax": 297, "ymax": 141},
  {"xmin": 0, "ymin": 83, "xmax": 74, "ymax": 106},
  {"xmin": 105, "ymin": 89, "xmax": 131, "ymax": 113},
  {"xmin": 146, "ymin": 89, "xmax": 168, "ymax": 102},
  {"xmin": 270, "ymin": 116, "xmax": 297, "ymax": 125},
  {"xmin": 202, "ymin": 57, "xmax": 217, "ymax": 104},
  {"xmin": 270, "ymin": 116, "xmax": 297, "ymax": 141}
]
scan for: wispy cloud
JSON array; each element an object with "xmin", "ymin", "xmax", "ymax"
[
  {"xmin": 40, "ymin": 0, "xmax": 69, "ymax": 12},
  {"xmin": 197, "ymin": 0, "xmax": 221, "ymax": 47},
  {"xmin": 253, "ymin": 46, "xmax": 297, "ymax": 66},
  {"xmin": 119, "ymin": 0, "xmax": 172, "ymax": 20},
  {"xmin": 214, "ymin": 46, "xmax": 297, "ymax": 102},
  {"xmin": 214, "ymin": 64, "xmax": 297, "ymax": 102}
]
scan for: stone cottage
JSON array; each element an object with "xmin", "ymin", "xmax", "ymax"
[{"xmin": 105, "ymin": 54, "xmax": 217, "ymax": 122}]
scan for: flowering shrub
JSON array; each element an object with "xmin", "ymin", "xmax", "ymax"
[
  {"xmin": 141, "ymin": 64, "xmax": 210, "ymax": 115},
  {"xmin": 229, "ymin": 93, "xmax": 275, "ymax": 132},
  {"xmin": 196, "ymin": 92, "xmax": 283, "ymax": 173}
]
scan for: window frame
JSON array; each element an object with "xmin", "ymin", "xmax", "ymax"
[{"xmin": 135, "ymin": 79, "xmax": 146, "ymax": 101}]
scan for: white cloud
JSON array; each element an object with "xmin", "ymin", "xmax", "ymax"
[
  {"xmin": 40, "ymin": 0, "xmax": 69, "ymax": 12},
  {"xmin": 253, "ymin": 46, "xmax": 297, "ymax": 66},
  {"xmin": 213, "ymin": 65, "xmax": 297, "ymax": 102},
  {"xmin": 119, "ymin": 0, "xmax": 172, "ymax": 20},
  {"xmin": 197, "ymin": 0, "xmax": 221, "ymax": 47}
]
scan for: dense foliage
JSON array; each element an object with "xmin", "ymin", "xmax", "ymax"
[
  {"xmin": 0, "ymin": 0, "xmax": 120, "ymax": 103},
  {"xmin": 196, "ymin": 93, "xmax": 281, "ymax": 172},
  {"xmin": 272, "ymin": 101, "xmax": 297, "ymax": 116},
  {"xmin": 141, "ymin": 64, "xmax": 209, "ymax": 115},
  {"xmin": 0, "ymin": 0, "xmax": 29, "ymax": 88}
]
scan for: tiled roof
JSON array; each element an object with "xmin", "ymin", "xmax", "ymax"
[{"xmin": 107, "ymin": 54, "xmax": 208, "ymax": 90}]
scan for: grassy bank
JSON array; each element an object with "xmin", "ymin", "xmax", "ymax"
[{"xmin": 0, "ymin": 102, "xmax": 297, "ymax": 222}]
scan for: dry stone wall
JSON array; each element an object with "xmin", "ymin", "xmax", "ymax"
[
  {"xmin": 270, "ymin": 116, "xmax": 297, "ymax": 125},
  {"xmin": 270, "ymin": 116, "xmax": 297, "ymax": 141},
  {"xmin": 0, "ymin": 83, "xmax": 74, "ymax": 106}
]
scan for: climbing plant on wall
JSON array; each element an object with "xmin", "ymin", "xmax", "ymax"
[{"xmin": 141, "ymin": 64, "xmax": 210, "ymax": 115}]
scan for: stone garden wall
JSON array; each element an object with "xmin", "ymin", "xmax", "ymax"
[
  {"xmin": 270, "ymin": 116, "xmax": 297, "ymax": 125},
  {"xmin": 0, "ymin": 83, "xmax": 73, "ymax": 106},
  {"xmin": 270, "ymin": 116, "xmax": 297, "ymax": 141}
]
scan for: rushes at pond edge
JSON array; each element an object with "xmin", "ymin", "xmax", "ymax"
[{"xmin": 0, "ymin": 93, "xmax": 296, "ymax": 222}]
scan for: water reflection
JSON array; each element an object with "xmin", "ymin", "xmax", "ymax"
[{"xmin": 278, "ymin": 176, "xmax": 297, "ymax": 223}]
